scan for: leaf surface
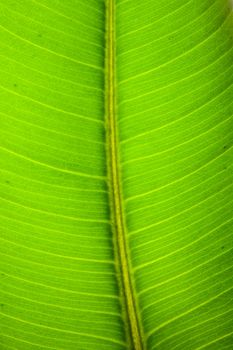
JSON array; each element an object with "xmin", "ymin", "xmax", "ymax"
[{"xmin": 0, "ymin": 1, "xmax": 233, "ymax": 349}]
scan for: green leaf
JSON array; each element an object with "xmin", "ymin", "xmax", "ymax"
[{"xmin": 0, "ymin": 1, "xmax": 233, "ymax": 349}]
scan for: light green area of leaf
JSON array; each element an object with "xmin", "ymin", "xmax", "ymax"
[{"xmin": 0, "ymin": 0, "xmax": 233, "ymax": 349}]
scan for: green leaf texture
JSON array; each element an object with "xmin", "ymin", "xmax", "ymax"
[{"xmin": 0, "ymin": 1, "xmax": 233, "ymax": 349}]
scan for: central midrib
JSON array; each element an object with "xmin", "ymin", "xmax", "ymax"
[{"xmin": 105, "ymin": 1, "xmax": 144, "ymax": 349}]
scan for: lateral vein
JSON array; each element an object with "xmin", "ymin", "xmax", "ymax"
[{"xmin": 105, "ymin": 1, "xmax": 144, "ymax": 349}]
